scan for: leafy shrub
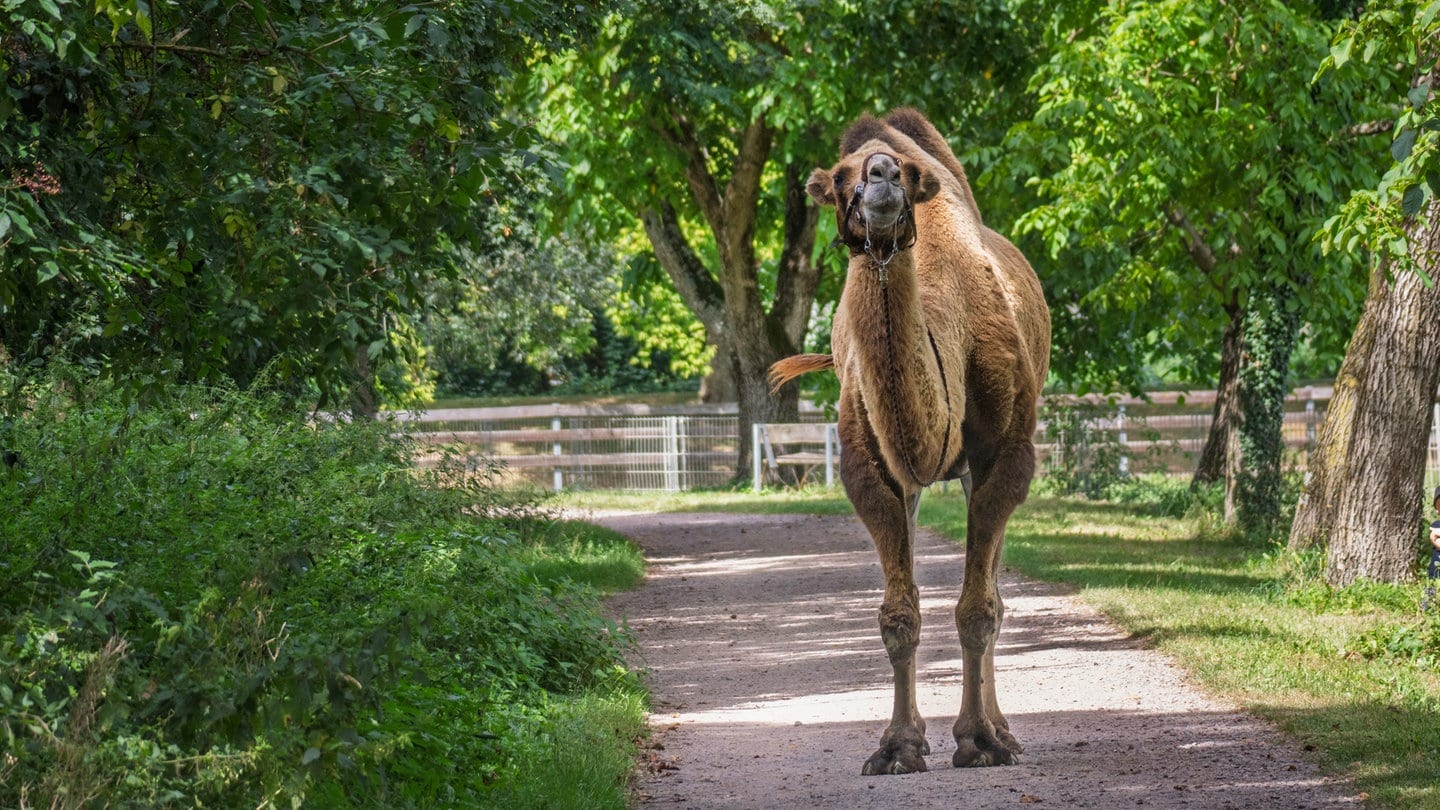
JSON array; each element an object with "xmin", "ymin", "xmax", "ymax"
[
  {"xmin": 0, "ymin": 375, "xmax": 641, "ymax": 807},
  {"xmin": 1038, "ymin": 398, "xmax": 1131, "ymax": 498}
]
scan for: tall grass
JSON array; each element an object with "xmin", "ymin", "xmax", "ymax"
[{"xmin": 0, "ymin": 374, "xmax": 645, "ymax": 808}]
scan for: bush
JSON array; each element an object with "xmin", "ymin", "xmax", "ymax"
[{"xmin": 0, "ymin": 375, "xmax": 641, "ymax": 807}]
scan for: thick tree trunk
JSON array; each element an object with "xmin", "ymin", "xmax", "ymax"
[
  {"xmin": 1194, "ymin": 303, "xmax": 1243, "ymax": 487},
  {"xmin": 1292, "ymin": 210, "xmax": 1440, "ymax": 585},
  {"xmin": 699, "ymin": 345, "xmax": 738, "ymax": 403},
  {"xmin": 1288, "ymin": 265, "xmax": 1386, "ymax": 552}
]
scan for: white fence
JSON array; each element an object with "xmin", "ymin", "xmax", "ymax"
[{"xmin": 394, "ymin": 388, "xmax": 1440, "ymax": 493}]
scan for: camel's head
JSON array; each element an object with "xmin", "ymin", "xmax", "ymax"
[{"xmin": 807, "ymin": 140, "xmax": 941, "ymax": 260}]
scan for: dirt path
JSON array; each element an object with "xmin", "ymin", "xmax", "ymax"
[{"xmin": 591, "ymin": 510, "xmax": 1360, "ymax": 809}]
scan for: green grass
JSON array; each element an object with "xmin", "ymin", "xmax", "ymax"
[
  {"xmin": 569, "ymin": 480, "xmax": 1440, "ymax": 810},
  {"xmin": 512, "ymin": 518, "xmax": 646, "ymax": 592},
  {"xmin": 934, "ymin": 491, "xmax": 1440, "ymax": 810},
  {"xmin": 559, "ymin": 484, "xmax": 854, "ymax": 515}
]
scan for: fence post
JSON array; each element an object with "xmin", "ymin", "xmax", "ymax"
[
  {"xmin": 1117, "ymin": 403, "xmax": 1129, "ymax": 477},
  {"xmin": 752, "ymin": 423, "xmax": 763, "ymax": 493},
  {"xmin": 825, "ymin": 422, "xmax": 835, "ymax": 488},
  {"xmin": 1306, "ymin": 395, "xmax": 1316, "ymax": 445},
  {"xmin": 551, "ymin": 411, "xmax": 563, "ymax": 492},
  {"xmin": 677, "ymin": 416, "xmax": 689, "ymax": 492},
  {"xmin": 664, "ymin": 416, "xmax": 681, "ymax": 493}
]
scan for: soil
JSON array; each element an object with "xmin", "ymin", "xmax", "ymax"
[{"xmin": 590, "ymin": 509, "xmax": 1362, "ymax": 809}]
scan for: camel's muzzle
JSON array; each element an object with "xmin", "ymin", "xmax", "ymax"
[
  {"xmin": 861, "ymin": 153, "xmax": 906, "ymax": 230},
  {"xmin": 841, "ymin": 151, "xmax": 917, "ymax": 273}
]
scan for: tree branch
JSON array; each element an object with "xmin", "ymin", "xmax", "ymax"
[
  {"xmin": 1165, "ymin": 205, "xmax": 1219, "ymax": 275},
  {"xmin": 639, "ymin": 201, "xmax": 727, "ymax": 336},
  {"xmin": 655, "ymin": 116, "xmax": 725, "ymax": 239},
  {"xmin": 717, "ymin": 117, "xmax": 774, "ymax": 279},
  {"xmin": 769, "ymin": 161, "xmax": 820, "ymax": 351}
]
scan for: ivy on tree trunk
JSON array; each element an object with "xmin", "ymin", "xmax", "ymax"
[{"xmin": 1232, "ymin": 281, "xmax": 1302, "ymax": 536}]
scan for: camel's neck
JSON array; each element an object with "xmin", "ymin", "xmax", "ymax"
[{"xmin": 840, "ymin": 251, "xmax": 954, "ymax": 487}]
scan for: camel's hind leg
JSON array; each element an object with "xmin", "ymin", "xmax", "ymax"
[
  {"xmin": 952, "ymin": 436, "xmax": 1033, "ymax": 767},
  {"xmin": 839, "ymin": 399, "xmax": 930, "ymax": 775}
]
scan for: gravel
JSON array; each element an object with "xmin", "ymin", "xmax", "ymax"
[{"xmin": 592, "ymin": 510, "xmax": 1361, "ymax": 809}]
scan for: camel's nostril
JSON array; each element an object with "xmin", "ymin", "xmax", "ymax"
[{"xmin": 867, "ymin": 154, "xmax": 901, "ymax": 185}]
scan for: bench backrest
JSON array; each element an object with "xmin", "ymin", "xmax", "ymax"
[{"xmin": 761, "ymin": 423, "xmax": 832, "ymax": 444}]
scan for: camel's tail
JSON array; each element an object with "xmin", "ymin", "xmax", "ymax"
[{"xmin": 768, "ymin": 353, "xmax": 835, "ymax": 393}]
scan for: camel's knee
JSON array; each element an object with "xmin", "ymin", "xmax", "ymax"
[
  {"xmin": 879, "ymin": 599, "xmax": 921, "ymax": 664},
  {"xmin": 955, "ymin": 594, "xmax": 999, "ymax": 651}
]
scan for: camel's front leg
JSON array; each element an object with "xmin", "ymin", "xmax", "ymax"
[
  {"xmin": 841, "ymin": 429, "xmax": 929, "ymax": 774},
  {"xmin": 952, "ymin": 440, "xmax": 1032, "ymax": 767}
]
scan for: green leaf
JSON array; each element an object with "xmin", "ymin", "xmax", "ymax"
[
  {"xmin": 1403, "ymin": 184, "xmax": 1426, "ymax": 216},
  {"xmin": 1392, "ymin": 127, "xmax": 1418, "ymax": 162},
  {"xmin": 302, "ymin": 747, "xmax": 322, "ymax": 765},
  {"xmin": 1330, "ymin": 35, "xmax": 1353, "ymax": 69},
  {"xmin": 1410, "ymin": 84, "xmax": 1431, "ymax": 111}
]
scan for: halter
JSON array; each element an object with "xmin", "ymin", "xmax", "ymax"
[{"xmin": 841, "ymin": 152, "xmax": 918, "ymax": 284}]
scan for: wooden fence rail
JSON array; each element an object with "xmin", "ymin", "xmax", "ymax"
[{"xmin": 394, "ymin": 387, "xmax": 1440, "ymax": 493}]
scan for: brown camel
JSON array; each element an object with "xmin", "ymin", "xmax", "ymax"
[{"xmin": 770, "ymin": 109, "xmax": 1051, "ymax": 775}]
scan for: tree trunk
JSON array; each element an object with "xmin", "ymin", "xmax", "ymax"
[
  {"xmin": 1194, "ymin": 303, "xmax": 1243, "ymax": 487},
  {"xmin": 1296, "ymin": 209, "xmax": 1440, "ymax": 585},
  {"xmin": 639, "ymin": 118, "xmax": 823, "ymax": 481},
  {"xmin": 1288, "ymin": 264, "xmax": 1386, "ymax": 551},
  {"xmin": 350, "ymin": 350, "xmax": 378, "ymax": 419},
  {"xmin": 699, "ymin": 345, "xmax": 738, "ymax": 403},
  {"xmin": 1234, "ymin": 280, "xmax": 1302, "ymax": 536}
]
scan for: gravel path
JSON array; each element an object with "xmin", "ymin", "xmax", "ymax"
[{"xmin": 591, "ymin": 510, "xmax": 1361, "ymax": 809}]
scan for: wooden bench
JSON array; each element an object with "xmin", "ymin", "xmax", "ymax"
[{"xmin": 751, "ymin": 422, "xmax": 839, "ymax": 491}]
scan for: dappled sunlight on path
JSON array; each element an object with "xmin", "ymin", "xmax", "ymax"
[{"xmin": 597, "ymin": 511, "xmax": 1359, "ymax": 809}]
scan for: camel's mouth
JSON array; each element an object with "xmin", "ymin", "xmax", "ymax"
[{"xmin": 839, "ymin": 151, "xmax": 916, "ymax": 263}]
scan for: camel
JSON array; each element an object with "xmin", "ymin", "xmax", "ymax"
[{"xmin": 770, "ymin": 108, "xmax": 1051, "ymax": 775}]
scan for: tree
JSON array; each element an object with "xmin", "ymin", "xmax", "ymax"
[
  {"xmin": 0, "ymin": 0, "xmax": 606, "ymax": 410},
  {"xmin": 1290, "ymin": 1, "xmax": 1440, "ymax": 585},
  {"xmin": 993, "ymin": 0, "xmax": 1392, "ymax": 530},
  {"xmin": 534, "ymin": 0, "xmax": 1038, "ymax": 477}
]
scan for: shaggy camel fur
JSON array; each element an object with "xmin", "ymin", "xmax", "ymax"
[{"xmin": 771, "ymin": 109, "xmax": 1050, "ymax": 775}]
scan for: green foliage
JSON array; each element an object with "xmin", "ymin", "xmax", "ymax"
[
  {"xmin": 421, "ymin": 230, "xmax": 633, "ymax": 398},
  {"xmin": 435, "ymin": 305, "xmax": 696, "ymax": 399},
  {"xmin": 531, "ymin": 0, "xmax": 1042, "ymax": 378},
  {"xmin": 0, "ymin": 0, "xmax": 607, "ymax": 405},
  {"xmin": 1316, "ymin": 0, "xmax": 1440, "ymax": 278},
  {"xmin": 0, "ymin": 373, "xmax": 643, "ymax": 807},
  {"xmin": 1037, "ymin": 399, "xmax": 1132, "ymax": 498},
  {"xmin": 993, "ymin": 0, "xmax": 1395, "ymax": 394}
]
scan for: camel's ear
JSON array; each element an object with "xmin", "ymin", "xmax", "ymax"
[
  {"xmin": 904, "ymin": 163, "xmax": 942, "ymax": 205},
  {"xmin": 806, "ymin": 167, "xmax": 836, "ymax": 207}
]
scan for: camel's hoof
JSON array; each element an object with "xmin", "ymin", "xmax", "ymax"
[
  {"xmin": 861, "ymin": 736, "xmax": 930, "ymax": 775},
  {"xmin": 952, "ymin": 734, "xmax": 1021, "ymax": 767}
]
